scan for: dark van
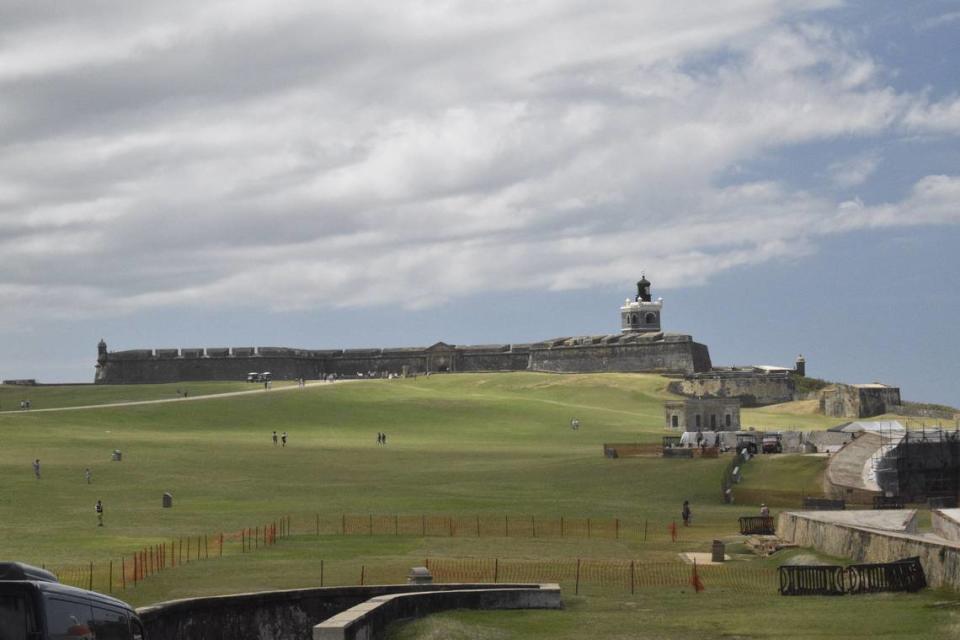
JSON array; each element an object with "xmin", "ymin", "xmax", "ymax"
[{"xmin": 0, "ymin": 562, "xmax": 145, "ymax": 640}]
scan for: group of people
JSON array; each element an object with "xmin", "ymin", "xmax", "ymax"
[
  {"xmin": 272, "ymin": 431, "xmax": 288, "ymax": 447},
  {"xmin": 19, "ymin": 400, "xmax": 32, "ymax": 410},
  {"xmin": 32, "ymin": 458, "xmax": 104, "ymax": 526},
  {"xmin": 376, "ymin": 432, "xmax": 388, "ymax": 445}
]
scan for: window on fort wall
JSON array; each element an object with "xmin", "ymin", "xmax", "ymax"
[
  {"xmin": 645, "ymin": 313, "xmax": 656, "ymax": 324},
  {"xmin": 671, "ymin": 415, "xmax": 678, "ymax": 428},
  {"xmin": 725, "ymin": 414, "xmax": 731, "ymax": 428}
]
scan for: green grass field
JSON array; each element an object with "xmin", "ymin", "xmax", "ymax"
[
  {"xmin": 0, "ymin": 380, "xmax": 295, "ymax": 411},
  {"xmin": 1, "ymin": 373, "xmax": 955, "ymax": 638}
]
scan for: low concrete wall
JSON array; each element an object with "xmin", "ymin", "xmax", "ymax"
[
  {"xmin": 932, "ymin": 509, "xmax": 960, "ymax": 542},
  {"xmin": 314, "ymin": 584, "xmax": 562, "ymax": 640},
  {"xmin": 777, "ymin": 511, "xmax": 960, "ymax": 590},
  {"xmin": 138, "ymin": 583, "xmax": 541, "ymax": 640}
]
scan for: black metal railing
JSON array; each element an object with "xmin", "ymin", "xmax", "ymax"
[
  {"xmin": 779, "ymin": 557, "xmax": 926, "ymax": 596},
  {"xmin": 779, "ymin": 565, "xmax": 846, "ymax": 596},
  {"xmin": 739, "ymin": 516, "xmax": 775, "ymax": 535},
  {"xmin": 802, "ymin": 497, "xmax": 845, "ymax": 510},
  {"xmin": 846, "ymin": 557, "xmax": 926, "ymax": 594},
  {"xmin": 872, "ymin": 495, "xmax": 904, "ymax": 510}
]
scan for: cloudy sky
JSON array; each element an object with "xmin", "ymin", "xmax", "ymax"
[{"xmin": 2, "ymin": 1, "xmax": 959, "ymax": 405}]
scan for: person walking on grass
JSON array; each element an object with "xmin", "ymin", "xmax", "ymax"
[
  {"xmin": 682, "ymin": 500, "xmax": 692, "ymax": 527},
  {"xmin": 95, "ymin": 499, "xmax": 104, "ymax": 527},
  {"xmin": 273, "ymin": 431, "xmax": 278, "ymax": 446},
  {"xmin": 33, "ymin": 459, "xmax": 40, "ymax": 479},
  {"xmin": 84, "ymin": 468, "xmax": 92, "ymax": 484},
  {"xmin": 281, "ymin": 432, "xmax": 287, "ymax": 447}
]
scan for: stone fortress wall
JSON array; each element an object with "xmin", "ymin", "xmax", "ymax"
[
  {"xmin": 94, "ymin": 336, "xmax": 712, "ymax": 384},
  {"xmin": 94, "ymin": 279, "xmax": 716, "ymax": 384},
  {"xmin": 667, "ymin": 368, "xmax": 796, "ymax": 407}
]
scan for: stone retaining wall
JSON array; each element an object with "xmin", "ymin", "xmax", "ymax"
[
  {"xmin": 932, "ymin": 509, "xmax": 960, "ymax": 542},
  {"xmin": 776, "ymin": 511, "xmax": 960, "ymax": 590},
  {"xmin": 313, "ymin": 584, "xmax": 562, "ymax": 640},
  {"xmin": 138, "ymin": 583, "xmax": 540, "ymax": 640}
]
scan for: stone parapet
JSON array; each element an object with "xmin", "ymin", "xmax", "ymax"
[{"xmin": 313, "ymin": 584, "xmax": 562, "ymax": 640}]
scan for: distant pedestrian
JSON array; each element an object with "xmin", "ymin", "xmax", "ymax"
[
  {"xmin": 33, "ymin": 459, "xmax": 40, "ymax": 479},
  {"xmin": 376, "ymin": 432, "xmax": 382, "ymax": 446},
  {"xmin": 570, "ymin": 418, "xmax": 580, "ymax": 431},
  {"xmin": 272, "ymin": 431, "xmax": 278, "ymax": 446},
  {"xmin": 382, "ymin": 432, "xmax": 387, "ymax": 445},
  {"xmin": 681, "ymin": 500, "xmax": 692, "ymax": 527},
  {"xmin": 281, "ymin": 432, "xmax": 287, "ymax": 447},
  {"xmin": 84, "ymin": 468, "xmax": 92, "ymax": 484},
  {"xmin": 760, "ymin": 503, "xmax": 770, "ymax": 518},
  {"xmin": 95, "ymin": 499, "xmax": 104, "ymax": 527}
]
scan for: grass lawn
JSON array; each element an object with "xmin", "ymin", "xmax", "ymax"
[
  {"xmin": 0, "ymin": 380, "xmax": 295, "ymax": 411},
  {"xmin": 1, "ymin": 373, "xmax": 955, "ymax": 638}
]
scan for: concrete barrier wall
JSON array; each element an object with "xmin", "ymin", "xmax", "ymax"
[
  {"xmin": 313, "ymin": 584, "xmax": 562, "ymax": 640},
  {"xmin": 777, "ymin": 511, "xmax": 960, "ymax": 589},
  {"xmin": 137, "ymin": 584, "xmax": 545, "ymax": 640},
  {"xmin": 932, "ymin": 509, "xmax": 960, "ymax": 542}
]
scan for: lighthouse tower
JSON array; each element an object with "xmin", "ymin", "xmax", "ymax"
[{"xmin": 620, "ymin": 274, "xmax": 663, "ymax": 333}]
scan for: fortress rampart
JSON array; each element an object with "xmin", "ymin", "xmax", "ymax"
[{"xmin": 94, "ymin": 334, "xmax": 712, "ymax": 384}]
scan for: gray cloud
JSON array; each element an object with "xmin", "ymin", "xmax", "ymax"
[{"xmin": 0, "ymin": 0, "xmax": 958, "ymax": 326}]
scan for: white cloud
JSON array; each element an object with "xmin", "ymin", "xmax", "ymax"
[
  {"xmin": 0, "ymin": 0, "xmax": 958, "ymax": 327},
  {"xmin": 829, "ymin": 152, "xmax": 881, "ymax": 188}
]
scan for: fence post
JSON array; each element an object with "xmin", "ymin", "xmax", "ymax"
[
  {"xmin": 575, "ymin": 559, "xmax": 581, "ymax": 595},
  {"xmin": 494, "ymin": 558, "xmax": 498, "ymax": 583},
  {"xmin": 588, "ymin": 518, "xmax": 591, "ymax": 538},
  {"xmin": 505, "ymin": 515, "xmax": 509, "ymax": 537},
  {"xmin": 532, "ymin": 515, "xmax": 536, "ymax": 538},
  {"xmin": 360, "ymin": 565, "xmax": 365, "ymax": 586},
  {"xmin": 369, "ymin": 514, "xmax": 373, "ymax": 536},
  {"xmin": 395, "ymin": 514, "xmax": 399, "ymax": 536},
  {"xmin": 616, "ymin": 518, "xmax": 619, "ymax": 539},
  {"xmin": 630, "ymin": 560, "xmax": 635, "ymax": 594},
  {"xmin": 220, "ymin": 533, "xmax": 224, "ymax": 557},
  {"xmin": 422, "ymin": 515, "xmax": 426, "ymax": 536},
  {"xmin": 643, "ymin": 520, "xmax": 648, "ymax": 542},
  {"xmin": 108, "ymin": 561, "xmax": 113, "ymax": 593},
  {"xmin": 449, "ymin": 516, "xmax": 453, "ymax": 537},
  {"xmin": 121, "ymin": 558, "xmax": 126, "ymax": 590},
  {"xmin": 320, "ymin": 559, "xmax": 324, "ymax": 587},
  {"xmin": 132, "ymin": 556, "xmax": 137, "ymax": 586},
  {"xmin": 89, "ymin": 562, "xmax": 93, "ymax": 591},
  {"xmin": 561, "ymin": 516, "xmax": 564, "ymax": 537},
  {"xmin": 476, "ymin": 515, "xmax": 480, "ymax": 537}
]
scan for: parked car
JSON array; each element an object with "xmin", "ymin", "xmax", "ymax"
[{"xmin": 0, "ymin": 562, "xmax": 146, "ymax": 640}]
